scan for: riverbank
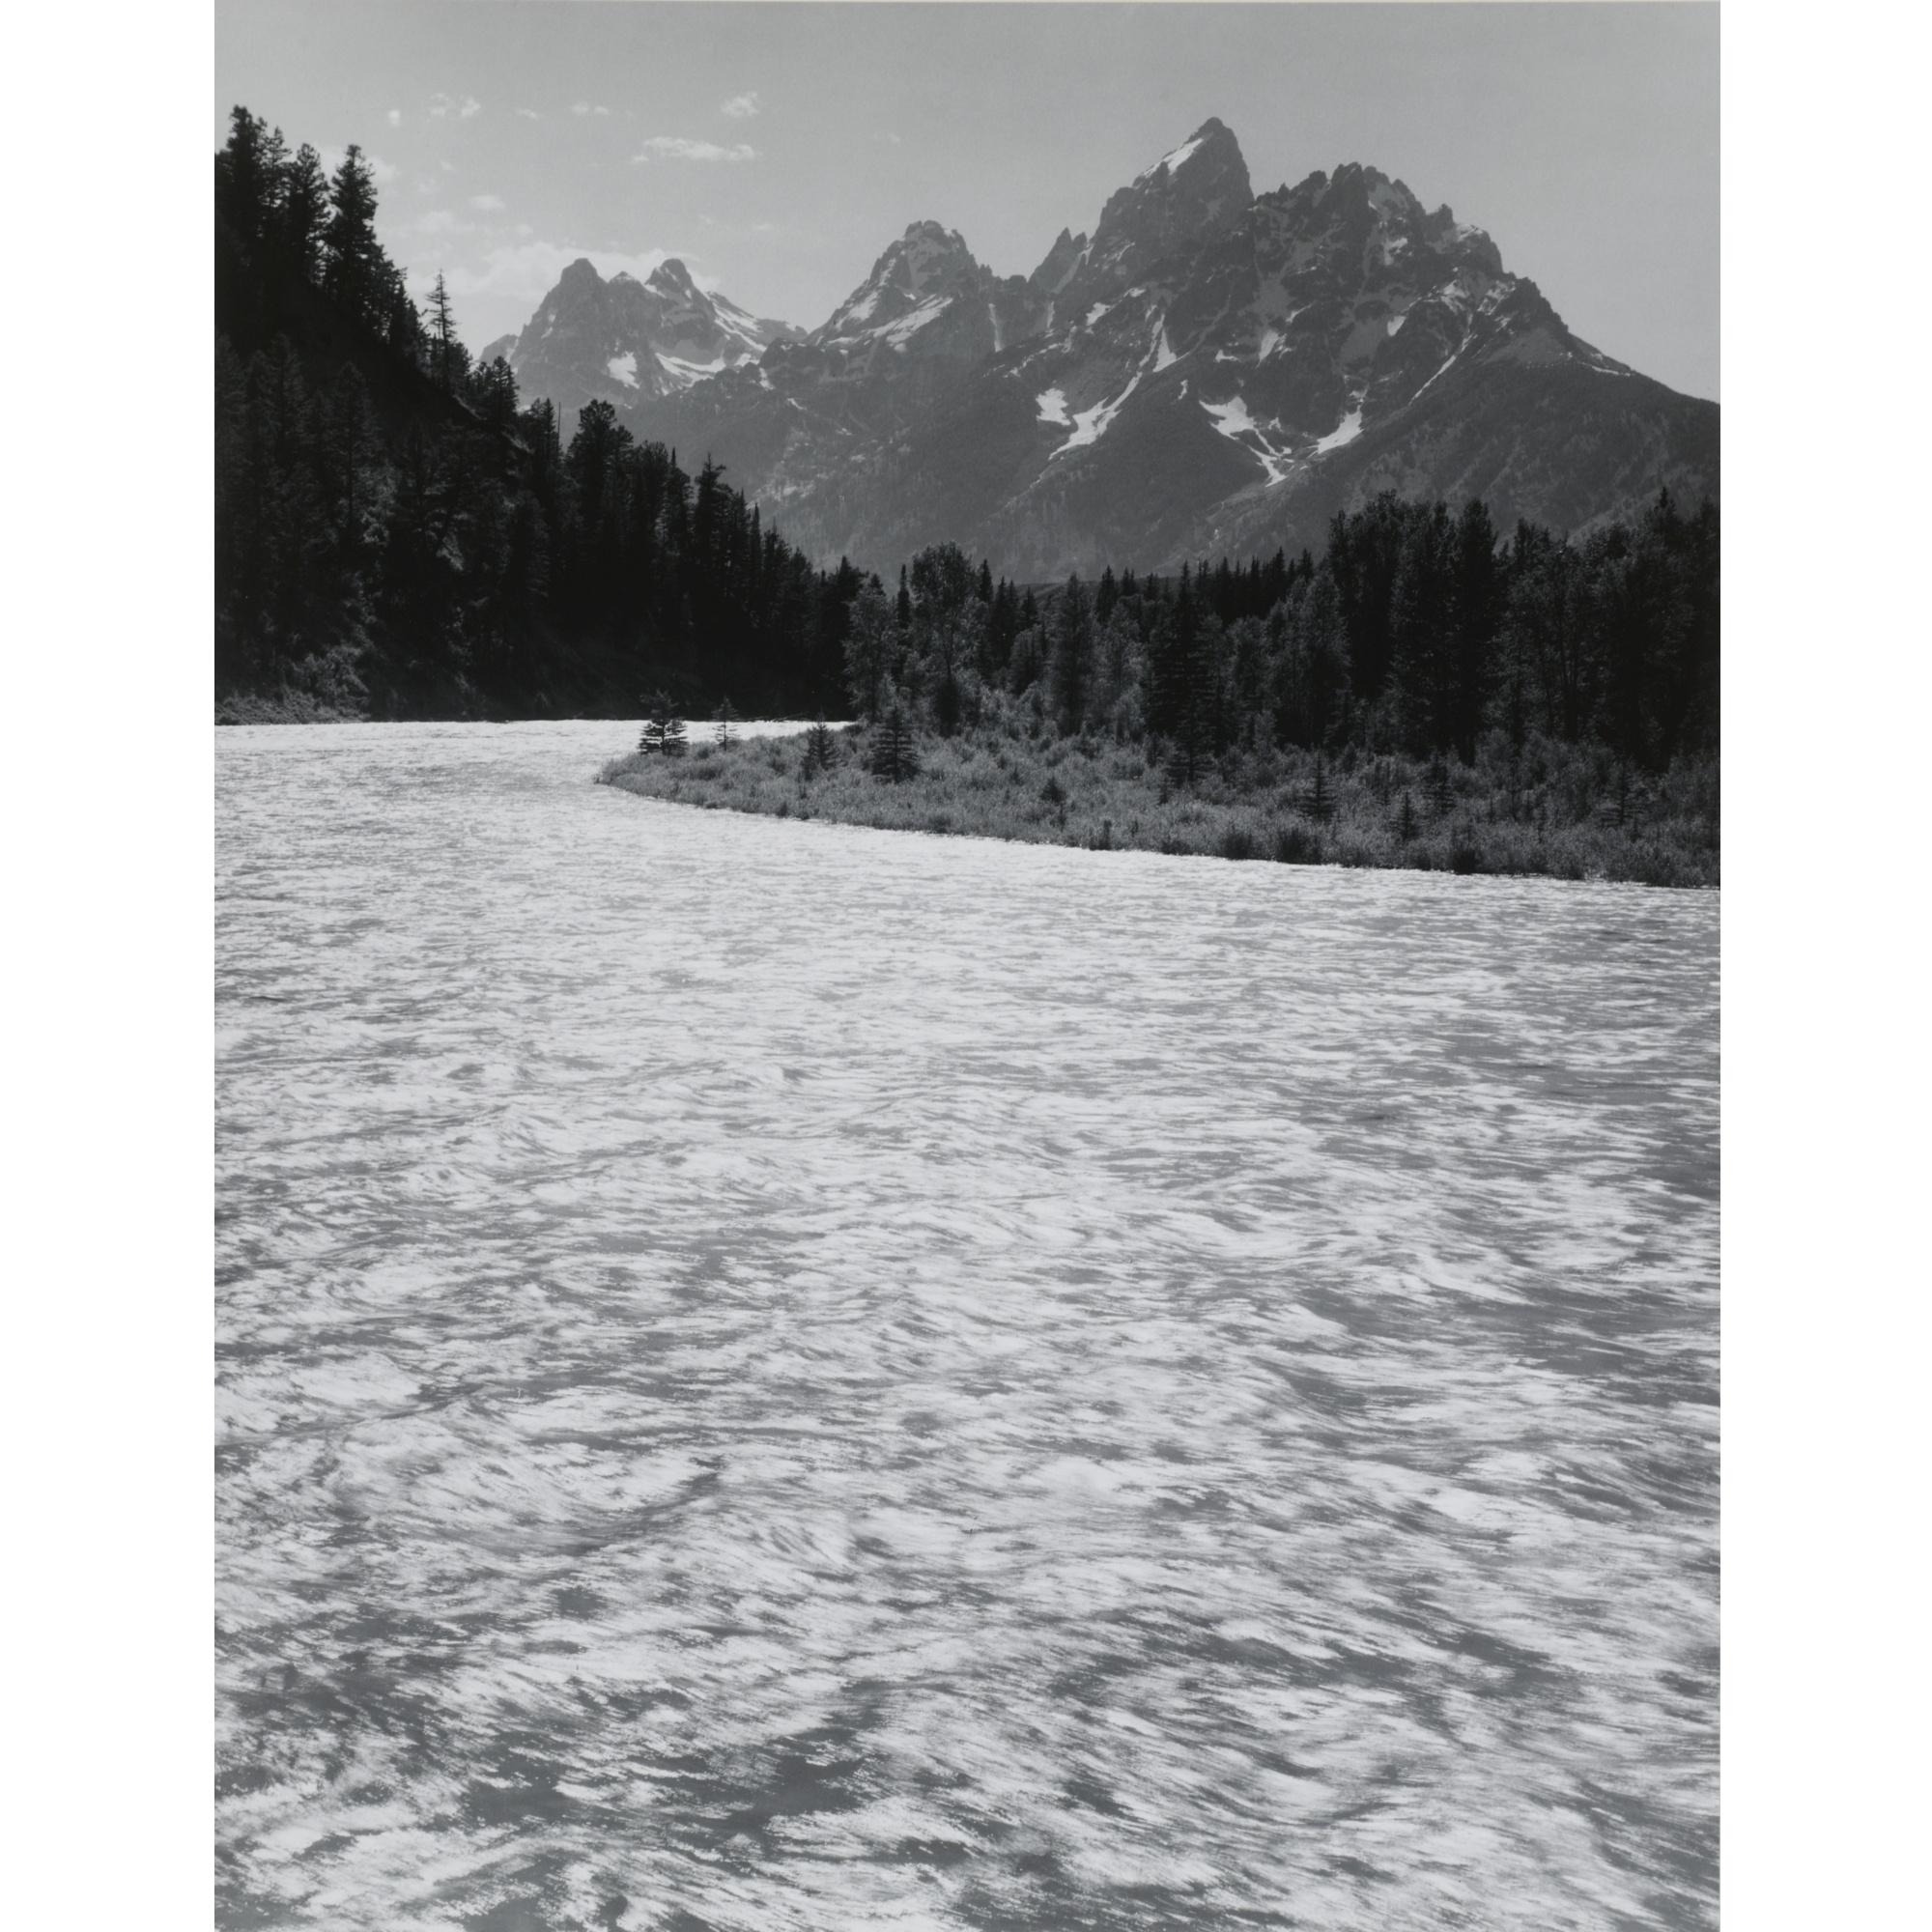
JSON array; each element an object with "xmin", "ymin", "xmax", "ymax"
[{"xmin": 600, "ymin": 719, "xmax": 1719, "ymax": 887}]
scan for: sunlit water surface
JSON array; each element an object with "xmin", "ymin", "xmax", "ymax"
[{"xmin": 216, "ymin": 721, "xmax": 1719, "ymax": 1932}]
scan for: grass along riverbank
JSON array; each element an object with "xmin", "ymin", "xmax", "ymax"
[{"xmin": 601, "ymin": 710, "xmax": 1719, "ymax": 886}]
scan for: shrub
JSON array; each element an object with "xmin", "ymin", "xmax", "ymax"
[{"xmin": 1272, "ymin": 822, "xmax": 1322, "ymax": 865}]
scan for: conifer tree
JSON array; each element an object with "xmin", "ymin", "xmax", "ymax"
[
  {"xmin": 714, "ymin": 696, "xmax": 737, "ymax": 749},
  {"xmin": 870, "ymin": 696, "xmax": 919, "ymax": 781},
  {"xmin": 322, "ymin": 145, "xmax": 384, "ymax": 324},
  {"xmin": 804, "ymin": 715, "xmax": 838, "ymax": 776},
  {"xmin": 1307, "ymin": 755, "xmax": 1333, "ymax": 824},
  {"xmin": 1049, "ymin": 573, "xmax": 1095, "ymax": 736},
  {"xmin": 1424, "ymin": 751, "xmax": 1455, "ymax": 817},
  {"xmin": 427, "ymin": 272, "xmax": 459, "ymax": 390},
  {"xmin": 278, "ymin": 142, "xmax": 329, "ymax": 285},
  {"xmin": 639, "ymin": 690, "xmax": 688, "ymax": 757}
]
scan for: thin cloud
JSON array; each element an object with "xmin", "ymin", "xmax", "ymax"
[
  {"xmin": 721, "ymin": 92, "xmax": 761, "ymax": 121},
  {"xmin": 429, "ymin": 93, "xmax": 483, "ymax": 120},
  {"xmin": 633, "ymin": 137, "xmax": 757, "ymax": 165},
  {"xmin": 516, "ymin": 107, "xmax": 540, "ymax": 121},
  {"xmin": 571, "ymin": 102, "xmax": 611, "ymax": 118},
  {"xmin": 386, "ymin": 108, "xmax": 402, "ymax": 128},
  {"xmin": 470, "ymin": 193, "xmax": 507, "ymax": 213}
]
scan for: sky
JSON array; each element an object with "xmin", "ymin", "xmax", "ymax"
[{"xmin": 214, "ymin": 1, "xmax": 1719, "ymax": 399}]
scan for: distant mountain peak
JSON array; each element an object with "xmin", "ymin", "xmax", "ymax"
[
  {"xmin": 879, "ymin": 221, "xmax": 981, "ymax": 294},
  {"xmin": 524, "ymin": 122, "xmax": 1714, "ymax": 581},
  {"xmin": 648, "ymin": 257, "xmax": 700, "ymax": 295},
  {"xmin": 1136, "ymin": 116, "xmax": 1245, "ymax": 185},
  {"xmin": 493, "ymin": 253, "xmax": 795, "ymax": 413},
  {"xmin": 1029, "ymin": 227, "xmax": 1089, "ymax": 298},
  {"xmin": 1080, "ymin": 119, "xmax": 1254, "ymax": 295}
]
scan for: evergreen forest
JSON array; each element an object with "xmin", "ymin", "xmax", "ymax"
[{"xmin": 217, "ymin": 107, "xmax": 1717, "ymax": 878}]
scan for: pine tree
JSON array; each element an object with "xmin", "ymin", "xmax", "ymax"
[
  {"xmin": 1424, "ymin": 751, "xmax": 1455, "ymax": 817},
  {"xmin": 1151, "ymin": 566, "xmax": 1214, "ymax": 783},
  {"xmin": 322, "ymin": 145, "xmax": 384, "ymax": 325},
  {"xmin": 215, "ymin": 106, "xmax": 274, "ymax": 253},
  {"xmin": 804, "ymin": 714, "xmax": 838, "ymax": 776},
  {"xmin": 427, "ymin": 272, "xmax": 459, "ymax": 390},
  {"xmin": 1094, "ymin": 565, "xmax": 1120, "ymax": 627},
  {"xmin": 1049, "ymin": 573, "xmax": 1094, "ymax": 735},
  {"xmin": 1307, "ymin": 755, "xmax": 1333, "ymax": 823},
  {"xmin": 870, "ymin": 697, "xmax": 919, "ymax": 781},
  {"xmin": 714, "ymin": 696, "xmax": 737, "ymax": 749},
  {"xmin": 1396, "ymin": 790, "xmax": 1418, "ymax": 843},
  {"xmin": 1447, "ymin": 497, "xmax": 1504, "ymax": 762},
  {"xmin": 639, "ymin": 690, "xmax": 688, "ymax": 757},
  {"xmin": 277, "ymin": 142, "xmax": 329, "ymax": 285}
]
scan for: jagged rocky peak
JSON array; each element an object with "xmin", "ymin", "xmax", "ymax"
[
  {"xmin": 1078, "ymin": 117, "xmax": 1255, "ymax": 294},
  {"xmin": 1255, "ymin": 165, "xmax": 1506, "ymax": 278},
  {"xmin": 813, "ymin": 220, "xmax": 994, "ymax": 346},
  {"xmin": 877, "ymin": 220, "xmax": 983, "ymax": 297},
  {"xmin": 491, "ymin": 250, "xmax": 795, "ymax": 415},
  {"xmin": 647, "ymin": 257, "xmax": 701, "ymax": 296},
  {"xmin": 1028, "ymin": 227, "xmax": 1089, "ymax": 297}
]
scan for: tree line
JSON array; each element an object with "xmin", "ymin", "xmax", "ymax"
[
  {"xmin": 840, "ymin": 490, "xmax": 1716, "ymax": 781},
  {"xmin": 214, "ymin": 102, "xmax": 1716, "ymax": 770},
  {"xmin": 215, "ymin": 104, "xmax": 865, "ymax": 716}
]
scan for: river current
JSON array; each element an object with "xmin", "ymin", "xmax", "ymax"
[{"xmin": 215, "ymin": 721, "xmax": 1719, "ymax": 1931}]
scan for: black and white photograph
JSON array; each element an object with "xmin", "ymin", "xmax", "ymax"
[
  {"xmin": 37, "ymin": 3, "xmax": 1929, "ymax": 1928},
  {"xmin": 205, "ymin": 3, "xmax": 1724, "ymax": 1926}
]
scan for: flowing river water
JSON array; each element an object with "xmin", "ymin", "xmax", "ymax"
[{"xmin": 215, "ymin": 721, "xmax": 1719, "ymax": 1931}]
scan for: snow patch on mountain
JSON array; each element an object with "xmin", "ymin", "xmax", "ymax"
[
  {"xmin": 1051, "ymin": 371, "xmax": 1143, "ymax": 457},
  {"xmin": 1138, "ymin": 134, "xmax": 1205, "ymax": 183},
  {"xmin": 659, "ymin": 352, "xmax": 727, "ymax": 385},
  {"xmin": 1036, "ymin": 387, "xmax": 1071, "ymax": 427},
  {"xmin": 607, "ymin": 353, "xmax": 639, "ymax": 388},
  {"xmin": 881, "ymin": 295, "xmax": 952, "ymax": 349},
  {"xmin": 1315, "ymin": 404, "xmax": 1366, "ymax": 454},
  {"xmin": 1201, "ymin": 394, "xmax": 1293, "ymax": 485}
]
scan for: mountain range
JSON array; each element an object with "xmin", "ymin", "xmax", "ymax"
[
  {"xmin": 478, "ymin": 255, "xmax": 798, "ymax": 419},
  {"xmin": 486, "ymin": 119, "xmax": 1718, "ymax": 578}
]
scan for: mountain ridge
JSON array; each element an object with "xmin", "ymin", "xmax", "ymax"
[
  {"xmin": 497, "ymin": 119, "xmax": 1716, "ymax": 576},
  {"xmin": 484, "ymin": 254, "xmax": 800, "ymax": 422}
]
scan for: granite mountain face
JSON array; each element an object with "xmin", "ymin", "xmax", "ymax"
[
  {"xmin": 478, "ymin": 255, "xmax": 799, "ymax": 421},
  {"xmin": 499, "ymin": 120, "xmax": 1717, "ymax": 575}
]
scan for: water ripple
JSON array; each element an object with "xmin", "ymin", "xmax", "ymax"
[{"xmin": 217, "ymin": 722, "xmax": 1718, "ymax": 1931}]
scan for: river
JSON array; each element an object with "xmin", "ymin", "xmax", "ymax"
[{"xmin": 215, "ymin": 720, "xmax": 1719, "ymax": 1930}]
